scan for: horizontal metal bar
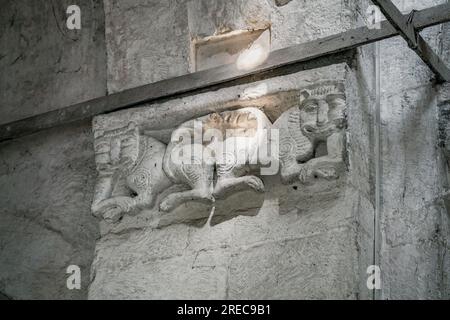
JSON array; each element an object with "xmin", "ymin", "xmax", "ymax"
[{"xmin": 1, "ymin": 3, "xmax": 450, "ymax": 142}]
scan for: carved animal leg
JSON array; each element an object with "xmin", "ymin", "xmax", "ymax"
[
  {"xmin": 213, "ymin": 164, "xmax": 264, "ymax": 199},
  {"xmin": 94, "ymin": 191, "xmax": 155, "ymax": 223},
  {"xmin": 94, "ymin": 196, "xmax": 135, "ymax": 223},
  {"xmin": 298, "ymin": 132, "xmax": 345, "ymax": 184},
  {"xmin": 280, "ymin": 157, "xmax": 302, "ymax": 184},
  {"xmin": 159, "ymin": 188, "xmax": 214, "ymax": 212},
  {"xmin": 160, "ymin": 161, "xmax": 214, "ymax": 212},
  {"xmin": 298, "ymin": 155, "xmax": 343, "ymax": 184},
  {"xmin": 91, "ymin": 174, "xmax": 115, "ymax": 218}
]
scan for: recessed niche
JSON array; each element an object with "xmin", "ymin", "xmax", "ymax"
[{"xmin": 191, "ymin": 28, "xmax": 271, "ymax": 72}]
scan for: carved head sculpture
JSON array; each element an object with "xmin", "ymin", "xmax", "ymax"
[
  {"xmin": 298, "ymin": 83, "xmax": 346, "ymax": 140},
  {"xmin": 93, "ymin": 122, "xmax": 140, "ymax": 174},
  {"xmin": 203, "ymin": 111, "xmax": 259, "ymax": 140}
]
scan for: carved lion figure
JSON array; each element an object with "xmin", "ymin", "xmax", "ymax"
[
  {"xmin": 91, "ymin": 122, "xmax": 171, "ymax": 222},
  {"xmin": 274, "ymin": 82, "xmax": 346, "ymax": 184}
]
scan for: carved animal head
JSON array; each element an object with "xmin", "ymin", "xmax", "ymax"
[
  {"xmin": 94, "ymin": 122, "xmax": 140, "ymax": 174},
  {"xmin": 298, "ymin": 83, "xmax": 346, "ymax": 140}
]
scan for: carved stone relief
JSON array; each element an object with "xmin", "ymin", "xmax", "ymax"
[{"xmin": 91, "ymin": 81, "xmax": 347, "ymax": 227}]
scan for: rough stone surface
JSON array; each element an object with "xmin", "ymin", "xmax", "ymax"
[
  {"xmin": 0, "ymin": 0, "xmax": 106, "ymax": 124},
  {"xmin": 104, "ymin": 0, "xmax": 358, "ymax": 93},
  {"xmin": 439, "ymin": 94, "xmax": 450, "ymax": 165},
  {"xmin": 0, "ymin": 121, "xmax": 99, "ymax": 299},
  {"xmin": 87, "ymin": 0, "xmax": 379, "ymax": 300},
  {"xmin": 87, "ymin": 64, "xmax": 375, "ymax": 299},
  {"xmin": 379, "ymin": 85, "xmax": 450, "ymax": 299},
  {"xmin": 90, "ymin": 81, "xmax": 346, "ymax": 227},
  {"xmin": 103, "ymin": 0, "xmax": 191, "ymax": 93},
  {"xmin": 375, "ymin": 0, "xmax": 450, "ymax": 300},
  {"xmin": 0, "ymin": 0, "xmax": 449, "ymax": 300},
  {"xmin": 0, "ymin": 0, "xmax": 104, "ymax": 299}
]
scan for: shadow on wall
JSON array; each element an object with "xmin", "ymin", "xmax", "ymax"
[{"xmin": 0, "ymin": 292, "xmax": 12, "ymax": 300}]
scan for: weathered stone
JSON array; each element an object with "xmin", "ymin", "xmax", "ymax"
[
  {"xmin": 227, "ymin": 227, "xmax": 358, "ymax": 299},
  {"xmin": 1, "ymin": 0, "xmax": 449, "ymax": 301},
  {"xmin": 103, "ymin": 0, "xmax": 191, "ymax": 93},
  {"xmin": 274, "ymin": 0, "xmax": 292, "ymax": 7},
  {"xmin": 0, "ymin": 0, "xmax": 106, "ymax": 124},
  {"xmin": 439, "ymin": 102, "xmax": 450, "ymax": 164},
  {"xmin": 91, "ymin": 81, "xmax": 347, "ymax": 228},
  {"xmin": 0, "ymin": 121, "xmax": 99, "ymax": 300},
  {"xmin": 89, "ymin": 246, "xmax": 229, "ymax": 299}
]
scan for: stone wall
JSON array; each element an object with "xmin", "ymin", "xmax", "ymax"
[
  {"xmin": 88, "ymin": 0, "xmax": 377, "ymax": 300},
  {"xmin": 0, "ymin": 0, "xmax": 448, "ymax": 300},
  {"xmin": 88, "ymin": 66, "xmax": 376, "ymax": 299},
  {"xmin": 0, "ymin": 121, "xmax": 99, "ymax": 300},
  {"xmin": 103, "ymin": 0, "xmax": 358, "ymax": 92},
  {"xmin": 0, "ymin": 0, "xmax": 106, "ymax": 124},
  {"xmin": 375, "ymin": 0, "xmax": 450, "ymax": 299},
  {"xmin": 0, "ymin": 0, "xmax": 104, "ymax": 299}
]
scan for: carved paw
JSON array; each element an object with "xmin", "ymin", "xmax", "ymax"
[
  {"xmin": 298, "ymin": 164, "xmax": 339, "ymax": 184},
  {"xmin": 314, "ymin": 166, "xmax": 339, "ymax": 180},
  {"xmin": 160, "ymin": 192, "xmax": 214, "ymax": 212},
  {"xmin": 159, "ymin": 198, "xmax": 175, "ymax": 213},
  {"xmin": 160, "ymin": 193, "xmax": 186, "ymax": 212},
  {"xmin": 246, "ymin": 176, "xmax": 265, "ymax": 193},
  {"xmin": 95, "ymin": 197, "xmax": 133, "ymax": 223},
  {"xmin": 213, "ymin": 176, "xmax": 265, "ymax": 199},
  {"xmin": 103, "ymin": 206, "xmax": 124, "ymax": 224}
]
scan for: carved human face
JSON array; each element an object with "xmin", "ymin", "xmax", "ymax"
[
  {"xmin": 94, "ymin": 123, "xmax": 140, "ymax": 173},
  {"xmin": 299, "ymin": 90, "xmax": 345, "ymax": 140},
  {"xmin": 202, "ymin": 111, "xmax": 258, "ymax": 142}
]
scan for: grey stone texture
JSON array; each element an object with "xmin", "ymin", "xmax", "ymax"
[
  {"xmin": 104, "ymin": 0, "xmax": 358, "ymax": 93},
  {"xmin": 88, "ymin": 64, "xmax": 375, "ymax": 299},
  {"xmin": 374, "ymin": 0, "xmax": 450, "ymax": 300},
  {"xmin": 0, "ymin": 0, "xmax": 449, "ymax": 300},
  {"xmin": 104, "ymin": 0, "xmax": 191, "ymax": 93},
  {"xmin": 0, "ymin": 0, "xmax": 104, "ymax": 299},
  {"xmin": 0, "ymin": 0, "xmax": 107, "ymax": 124},
  {"xmin": 0, "ymin": 121, "xmax": 99, "ymax": 299},
  {"xmin": 88, "ymin": 0, "xmax": 375, "ymax": 300}
]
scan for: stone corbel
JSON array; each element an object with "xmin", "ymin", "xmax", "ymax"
[{"xmin": 91, "ymin": 81, "xmax": 348, "ymax": 229}]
